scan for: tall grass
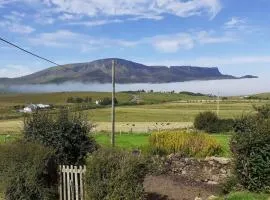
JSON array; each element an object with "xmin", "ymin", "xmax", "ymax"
[{"xmin": 149, "ymin": 130, "xmax": 223, "ymax": 157}]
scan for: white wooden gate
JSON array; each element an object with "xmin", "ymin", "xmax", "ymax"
[{"xmin": 59, "ymin": 165, "xmax": 86, "ymax": 200}]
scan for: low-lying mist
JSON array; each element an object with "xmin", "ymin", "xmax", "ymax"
[{"xmin": 4, "ymin": 76, "xmax": 269, "ymax": 96}]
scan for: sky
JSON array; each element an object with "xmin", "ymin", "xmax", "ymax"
[{"xmin": 0, "ymin": 0, "xmax": 270, "ymax": 78}]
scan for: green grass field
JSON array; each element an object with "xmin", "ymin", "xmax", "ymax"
[
  {"xmin": 0, "ymin": 91, "xmax": 269, "ymax": 123},
  {"xmin": 87, "ymin": 101, "xmax": 261, "ymax": 122},
  {"xmin": 94, "ymin": 133, "xmax": 150, "ymax": 149},
  {"xmin": 94, "ymin": 133, "xmax": 232, "ymax": 157}
]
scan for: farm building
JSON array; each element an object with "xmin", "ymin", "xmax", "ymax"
[{"xmin": 19, "ymin": 104, "xmax": 50, "ymax": 113}]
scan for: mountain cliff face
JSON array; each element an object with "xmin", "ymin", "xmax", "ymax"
[{"xmin": 0, "ymin": 58, "xmax": 257, "ymax": 85}]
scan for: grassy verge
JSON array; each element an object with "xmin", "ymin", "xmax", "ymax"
[
  {"xmin": 212, "ymin": 134, "xmax": 232, "ymax": 157},
  {"xmin": 94, "ymin": 133, "xmax": 150, "ymax": 149},
  {"xmin": 0, "ymin": 134, "xmax": 21, "ymax": 144},
  {"xmin": 218, "ymin": 191, "xmax": 270, "ymax": 200}
]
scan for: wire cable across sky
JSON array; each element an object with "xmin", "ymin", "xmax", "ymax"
[{"xmin": 0, "ymin": 36, "xmax": 61, "ymax": 67}]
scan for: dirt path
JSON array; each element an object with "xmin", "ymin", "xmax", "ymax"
[{"xmin": 144, "ymin": 175, "xmax": 221, "ymax": 200}]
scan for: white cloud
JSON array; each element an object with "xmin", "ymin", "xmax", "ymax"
[
  {"xmin": 8, "ymin": 23, "xmax": 35, "ymax": 34},
  {"xmin": 29, "ymin": 30, "xmax": 81, "ymax": 47},
  {"xmin": 28, "ymin": 30, "xmax": 135, "ymax": 51},
  {"xmin": 29, "ymin": 29, "xmax": 235, "ymax": 53},
  {"xmin": 149, "ymin": 33, "xmax": 194, "ymax": 53},
  {"xmin": 0, "ymin": 20, "xmax": 35, "ymax": 34},
  {"xmin": 69, "ymin": 19, "xmax": 123, "ymax": 26},
  {"xmin": 0, "ymin": 11, "xmax": 35, "ymax": 34},
  {"xmin": 0, "ymin": 0, "xmax": 17, "ymax": 7},
  {"xmin": 129, "ymin": 14, "xmax": 164, "ymax": 21},
  {"xmin": 39, "ymin": 0, "xmax": 222, "ymax": 20},
  {"xmin": 196, "ymin": 31, "xmax": 236, "ymax": 44},
  {"xmin": 224, "ymin": 17, "xmax": 247, "ymax": 30},
  {"xmin": 0, "ymin": 65, "xmax": 37, "ymax": 78},
  {"xmin": 144, "ymin": 56, "xmax": 270, "ymax": 67}
]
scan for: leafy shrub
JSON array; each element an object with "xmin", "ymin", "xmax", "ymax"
[
  {"xmin": 67, "ymin": 96, "xmax": 92, "ymax": 103},
  {"xmin": 100, "ymin": 97, "xmax": 118, "ymax": 105},
  {"xmin": 253, "ymin": 104, "xmax": 270, "ymax": 119},
  {"xmin": 85, "ymin": 148, "xmax": 149, "ymax": 200},
  {"xmin": 222, "ymin": 175, "xmax": 242, "ymax": 194},
  {"xmin": 24, "ymin": 109, "xmax": 98, "ymax": 165},
  {"xmin": 149, "ymin": 130, "xmax": 223, "ymax": 157},
  {"xmin": 231, "ymin": 115, "xmax": 270, "ymax": 192},
  {"xmin": 0, "ymin": 141, "xmax": 58, "ymax": 200},
  {"xmin": 194, "ymin": 111, "xmax": 219, "ymax": 132},
  {"xmin": 194, "ymin": 111, "xmax": 234, "ymax": 133}
]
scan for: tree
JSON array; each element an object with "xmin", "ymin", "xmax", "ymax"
[
  {"xmin": 100, "ymin": 97, "xmax": 118, "ymax": 106},
  {"xmin": 23, "ymin": 109, "xmax": 98, "ymax": 165}
]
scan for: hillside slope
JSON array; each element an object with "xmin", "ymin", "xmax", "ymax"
[{"xmin": 0, "ymin": 58, "xmax": 257, "ymax": 84}]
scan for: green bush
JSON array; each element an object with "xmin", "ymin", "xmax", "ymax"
[
  {"xmin": 85, "ymin": 148, "xmax": 149, "ymax": 200},
  {"xmin": 0, "ymin": 141, "xmax": 58, "ymax": 200},
  {"xmin": 194, "ymin": 111, "xmax": 234, "ymax": 133},
  {"xmin": 100, "ymin": 97, "xmax": 118, "ymax": 106},
  {"xmin": 24, "ymin": 109, "xmax": 98, "ymax": 165},
  {"xmin": 253, "ymin": 104, "xmax": 270, "ymax": 119},
  {"xmin": 149, "ymin": 130, "xmax": 223, "ymax": 157},
  {"xmin": 231, "ymin": 115, "xmax": 270, "ymax": 192}
]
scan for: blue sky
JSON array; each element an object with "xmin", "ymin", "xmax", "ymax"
[{"xmin": 0, "ymin": 0, "xmax": 270, "ymax": 78}]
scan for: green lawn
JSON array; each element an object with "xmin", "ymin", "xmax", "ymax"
[
  {"xmin": 212, "ymin": 134, "xmax": 232, "ymax": 157},
  {"xmin": 218, "ymin": 191, "xmax": 270, "ymax": 200},
  {"xmin": 94, "ymin": 133, "xmax": 150, "ymax": 149},
  {"xmin": 94, "ymin": 133, "xmax": 231, "ymax": 156}
]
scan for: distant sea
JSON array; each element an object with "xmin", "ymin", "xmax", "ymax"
[{"xmin": 4, "ymin": 76, "xmax": 270, "ymax": 96}]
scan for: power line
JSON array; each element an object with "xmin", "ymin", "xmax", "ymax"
[{"xmin": 0, "ymin": 36, "xmax": 61, "ymax": 67}]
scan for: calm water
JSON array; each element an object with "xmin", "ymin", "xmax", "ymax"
[{"xmin": 5, "ymin": 76, "xmax": 270, "ymax": 96}]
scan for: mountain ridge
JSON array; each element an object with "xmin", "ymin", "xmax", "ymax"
[{"xmin": 0, "ymin": 58, "xmax": 257, "ymax": 85}]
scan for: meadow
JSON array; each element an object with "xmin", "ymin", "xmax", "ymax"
[{"xmin": 0, "ymin": 91, "xmax": 269, "ymax": 134}]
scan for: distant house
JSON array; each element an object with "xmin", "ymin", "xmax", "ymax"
[
  {"xmin": 19, "ymin": 104, "xmax": 50, "ymax": 113},
  {"xmin": 95, "ymin": 100, "xmax": 101, "ymax": 105}
]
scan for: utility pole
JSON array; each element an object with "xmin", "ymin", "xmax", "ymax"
[
  {"xmin": 111, "ymin": 60, "xmax": 116, "ymax": 147},
  {"xmin": 217, "ymin": 92, "xmax": 220, "ymax": 116}
]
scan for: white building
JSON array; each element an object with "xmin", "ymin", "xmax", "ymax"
[
  {"xmin": 20, "ymin": 104, "xmax": 50, "ymax": 113},
  {"xmin": 95, "ymin": 100, "xmax": 101, "ymax": 105}
]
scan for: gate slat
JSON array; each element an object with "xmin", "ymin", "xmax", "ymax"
[
  {"xmin": 70, "ymin": 165, "xmax": 74, "ymax": 200},
  {"xmin": 63, "ymin": 166, "xmax": 66, "ymax": 200},
  {"xmin": 79, "ymin": 166, "xmax": 84, "ymax": 200},
  {"xmin": 67, "ymin": 166, "xmax": 70, "ymax": 200},
  {"xmin": 74, "ymin": 166, "xmax": 79, "ymax": 200},
  {"xmin": 59, "ymin": 166, "xmax": 63, "ymax": 200}
]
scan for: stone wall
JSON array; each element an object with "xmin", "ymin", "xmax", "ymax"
[{"xmin": 165, "ymin": 154, "xmax": 232, "ymax": 185}]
